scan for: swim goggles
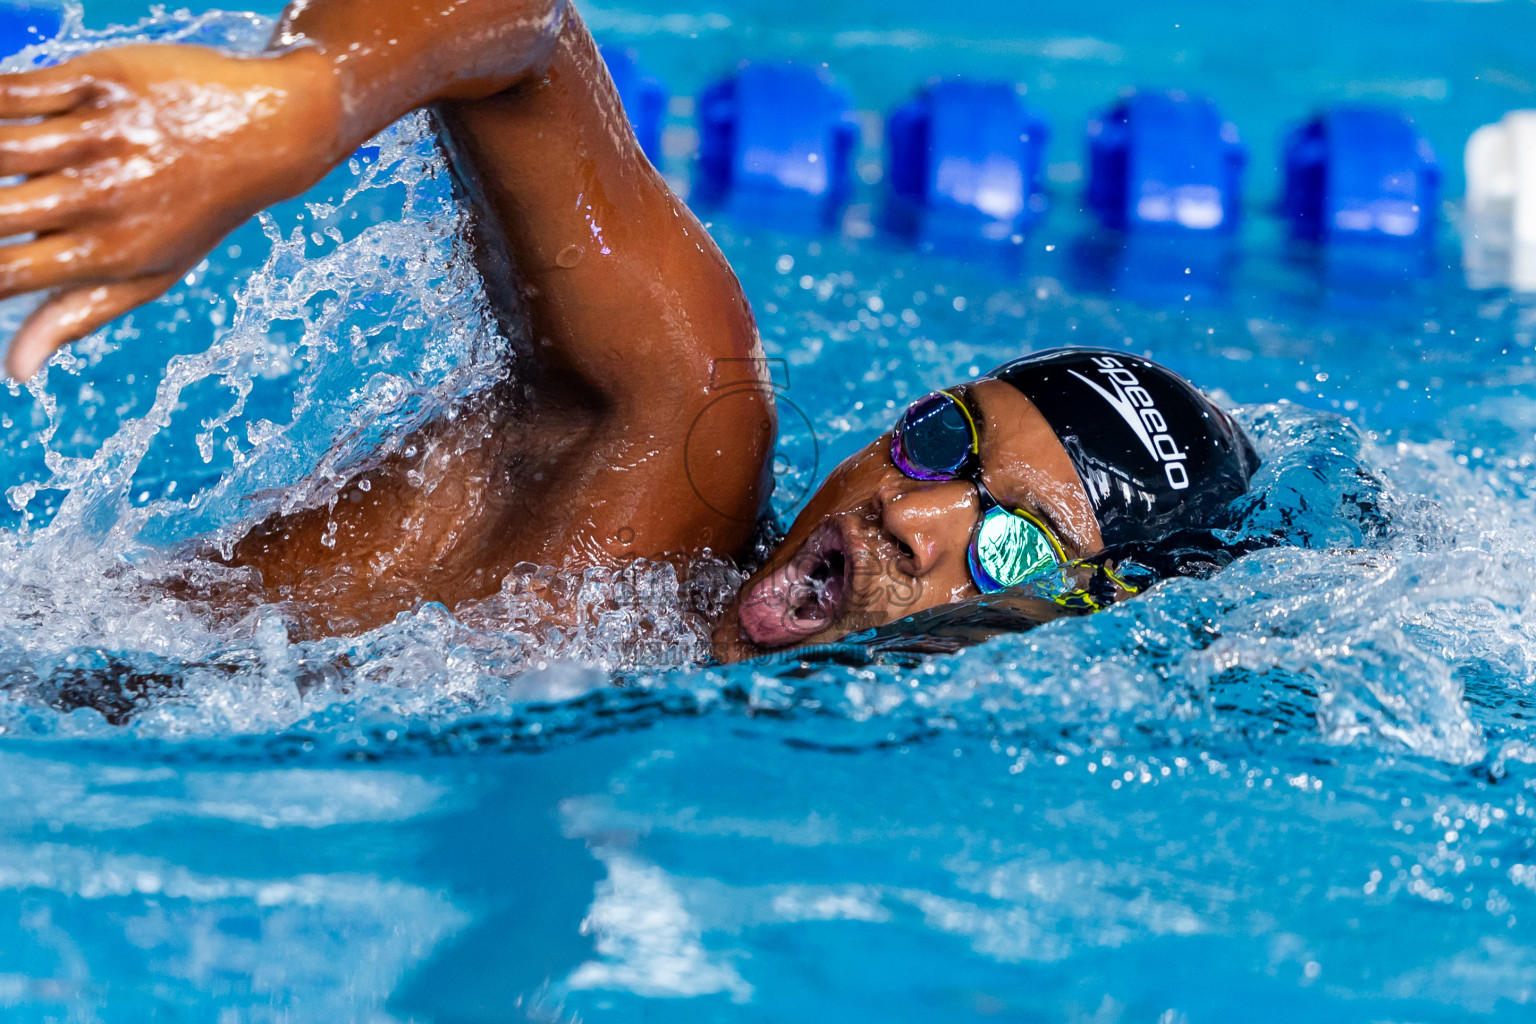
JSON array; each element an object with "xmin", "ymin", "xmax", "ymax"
[{"xmin": 889, "ymin": 387, "xmax": 1067, "ymax": 594}]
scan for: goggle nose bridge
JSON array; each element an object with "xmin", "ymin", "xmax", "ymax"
[{"xmin": 891, "ymin": 388, "xmax": 1068, "ymax": 595}]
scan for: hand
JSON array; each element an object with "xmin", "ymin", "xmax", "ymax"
[{"xmin": 0, "ymin": 43, "xmax": 343, "ymax": 380}]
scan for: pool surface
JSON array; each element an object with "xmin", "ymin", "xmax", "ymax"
[{"xmin": 1, "ymin": 1, "xmax": 1535, "ymax": 1020}]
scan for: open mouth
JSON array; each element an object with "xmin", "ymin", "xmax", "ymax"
[{"xmin": 737, "ymin": 522, "xmax": 851, "ymax": 648}]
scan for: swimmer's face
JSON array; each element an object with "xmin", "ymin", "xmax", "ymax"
[{"xmin": 713, "ymin": 379, "xmax": 1106, "ymax": 660}]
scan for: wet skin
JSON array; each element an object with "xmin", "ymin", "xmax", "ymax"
[
  {"xmin": 711, "ymin": 380, "xmax": 1105, "ymax": 659},
  {"xmin": 0, "ymin": 0, "xmax": 1103, "ymax": 659}
]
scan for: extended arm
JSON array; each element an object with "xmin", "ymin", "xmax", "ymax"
[
  {"xmin": 0, "ymin": 0, "xmax": 774, "ymax": 629},
  {"xmin": 0, "ymin": 0, "xmax": 571, "ymax": 378},
  {"xmin": 270, "ymin": 0, "xmax": 772, "ymax": 548},
  {"xmin": 276, "ymin": 0, "xmax": 767, "ymax": 455},
  {"xmin": 0, "ymin": 0, "xmax": 769, "ymax": 518}
]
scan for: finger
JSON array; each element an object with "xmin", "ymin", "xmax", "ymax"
[
  {"xmin": 0, "ymin": 71, "xmax": 97, "ymax": 119},
  {"xmin": 0, "ymin": 175, "xmax": 96, "ymax": 238},
  {"xmin": 0, "ymin": 234, "xmax": 100, "ymax": 300},
  {"xmin": 6, "ymin": 271, "xmax": 181, "ymax": 381},
  {"xmin": 0, "ymin": 114, "xmax": 99, "ymax": 176}
]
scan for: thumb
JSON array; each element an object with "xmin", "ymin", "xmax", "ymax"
[{"xmin": 6, "ymin": 271, "xmax": 183, "ymax": 382}]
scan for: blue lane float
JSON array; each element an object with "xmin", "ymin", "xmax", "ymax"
[
  {"xmin": 0, "ymin": 0, "xmax": 62, "ymax": 61},
  {"xmin": 1281, "ymin": 105, "xmax": 1439, "ymax": 245},
  {"xmin": 1085, "ymin": 90, "xmax": 1246, "ymax": 233},
  {"xmin": 598, "ymin": 43, "xmax": 668, "ymax": 165},
  {"xmin": 884, "ymin": 79, "xmax": 1050, "ymax": 250},
  {"xmin": 696, "ymin": 60, "xmax": 859, "ymax": 232}
]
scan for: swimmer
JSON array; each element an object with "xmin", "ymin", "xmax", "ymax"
[{"xmin": 0, "ymin": 0, "xmax": 1257, "ymax": 662}]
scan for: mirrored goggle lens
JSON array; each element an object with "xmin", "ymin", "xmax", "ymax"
[
  {"xmin": 891, "ymin": 391, "xmax": 974, "ymax": 481},
  {"xmin": 968, "ymin": 505, "xmax": 1060, "ymax": 593}
]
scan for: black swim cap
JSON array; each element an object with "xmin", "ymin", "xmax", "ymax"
[{"xmin": 991, "ymin": 348, "xmax": 1258, "ymax": 549}]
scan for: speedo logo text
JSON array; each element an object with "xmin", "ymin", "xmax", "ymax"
[{"xmin": 1068, "ymin": 356, "xmax": 1190, "ymax": 491}]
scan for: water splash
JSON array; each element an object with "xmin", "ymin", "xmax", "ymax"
[
  {"xmin": 0, "ymin": 9, "xmax": 738, "ymax": 738},
  {"xmin": 3, "ymin": 5, "xmax": 1536, "ymax": 1021},
  {"xmin": 0, "ymin": 9, "xmax": 1528, "ymax": 792}
]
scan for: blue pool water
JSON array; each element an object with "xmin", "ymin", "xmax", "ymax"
[{"xmin": 1, "ymin": 0, "xmax": 1535, "ymax": 1019}]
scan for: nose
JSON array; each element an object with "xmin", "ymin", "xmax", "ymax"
[{"xmin": 875, "ymin": 479, "xmax": 978, "ymax": 576}]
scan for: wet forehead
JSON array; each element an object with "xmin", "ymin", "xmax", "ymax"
[{"xmin": 967, "ymin": 378, "xmax": 1104, "ymax": 555}]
